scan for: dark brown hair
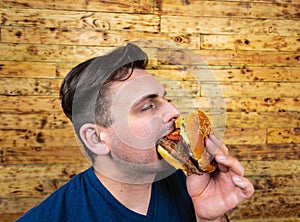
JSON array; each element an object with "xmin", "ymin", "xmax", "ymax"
[{"xmin": 60, "ymin": 43, "xmax": 148, "ymax": 134}]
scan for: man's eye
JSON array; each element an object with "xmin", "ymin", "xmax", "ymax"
[{"xmin": 141, "ymin": 103, "xmax": 155, "ymax": 112}]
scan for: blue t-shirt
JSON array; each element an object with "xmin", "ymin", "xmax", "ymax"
[{"xmin": 16, "ymin": 167, "xmax": 196, "ymax": 222}]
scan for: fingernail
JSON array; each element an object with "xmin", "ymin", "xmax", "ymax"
[
  {"xmin": 218, "ymin": 155, "xmax": 227, "ymax": 161},
  {"xmin": 233, "ymin": 176, "xmax": 243, "ymax": 183}
]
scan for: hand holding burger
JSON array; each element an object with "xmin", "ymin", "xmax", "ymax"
[{"xmin": 158, "ymin": 109, "xmax": 255, "ymax": 221}]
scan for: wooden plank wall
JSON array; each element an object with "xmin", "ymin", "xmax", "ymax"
[{"xmin": 0, "ymin": 0, "xmax": 299, "ymax": 221}]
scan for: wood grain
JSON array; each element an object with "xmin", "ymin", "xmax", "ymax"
[
  {"xmin": 157, "ymin": 0, "xmax": 300, "ymax": 19},
  {"xmin": 0, "ymin": 78, "xmax": 56, "ymax": 96},
  {"xmin": 0, "ymin": 0, "xmax": 299, "ymax": 221},
  {"xmin": 0, "ymin": 43, "xmax": 157, "ymax": 65},
  {"xmin": 228, "ymin": 144, "xmax": 300, "ymax": 161},
  {"xmin": 268, "ymin": 127, "xmax": 300, "ymax": 144},
  {"xmin": 157, "ymin": 48, "xmax": 300, "ymax": 67},
  {"xmin": 0, "ymin": 112, "xmax": 71, "ymax": 129},
  {"xmin": 0, "ymin": 128, "xmax": 77, "ymax": 147},
  {"xmin": 0, "ymin": 61, "xmax": 56, "ymax": 78},
  {"xmin": 167, "ymin": 96, "xmax": 300, "ymax": 112},
  {"xmin": 201, "ymin": 34, "xmax": 300, "ymax": 51},
  {"xmin": 1, "ymin": 146, "xmax": 86, "ymax": 164},
  {"xmin": 1, "ymin": 0, "xmax": 152, "ymax": 13},
  {"xmin": 227, "ymin": 188, "xmax": 300, "ymax": 219},
  {"xmin": 1, "ymin": 26, "xmax": 200, "ymax": 49},
  {"xmin": 150, "ymin": 66, "xmax": 300, "ymax": 82},
  {"xmin": 161, "ymin": 16, "xmax": 300, "ymax": 35},
  {"xmin": 0, "ymin": 96, "xmax": 61, "ymax": 112},
  {"xmin": 225, "ymin": 111, "xmax": 300, "ymax": 128},
  {"xmin": 202, "ymin": 82, "xmax": 300, "ymax": 97},
  {"xmin": 1, "ymin": 8, "xmax": 158, "ymax": 31},
  {"xmin": 0, "ymin": 163, "xmax": 89, "ymax": 181}
]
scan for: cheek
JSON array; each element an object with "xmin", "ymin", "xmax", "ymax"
[
  {"xmin": 111, "ymin": 111, "xmax": 164, "ymax": 150},
  {"xmin": 129, "ymin": 116, "xmax": 163, "ymax": 139},
  {"xmin": 109, "ymin": 134, "xmax": 158, "ymax": 164},
  {"xmin": 129, "ymin": 120, "xmax": 151, "ymax": 137}
]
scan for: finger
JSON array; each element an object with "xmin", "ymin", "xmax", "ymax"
[
  {"xmin": 206, "ymin": 135, "xmax": 228, "ymax": 156},
  {"xmin": 210, "ymin": 134, "xmax": 228, "ymax": 156},
  {"xmin": 214, "ymin": 154, "xmax": 229, "ymax": 173},
  {"xmin": 206, "ymin": 136, "xmax": 230, "ymax": 172},
  {"xmin": 232, "ymin": 176, "xmax": 255, "ymax": 198},
  {"xmin": 215, "ymin": 154, "xmax": 245, "ymax": 176},
  {"xmin": 205, "ymin": 136, "xmax": 221, "ymax": 156}
]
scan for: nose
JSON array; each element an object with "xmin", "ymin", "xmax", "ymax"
[{"xmin": 161, "ymin": 99, "xmax": 180, "ymax": 123}]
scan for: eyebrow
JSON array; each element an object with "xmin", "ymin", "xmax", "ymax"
[{"xmin": 132, "ymin": 90, "xmax": 167, "ymax": 108}]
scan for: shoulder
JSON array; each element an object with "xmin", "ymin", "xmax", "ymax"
[{"xmin": 16, "ymin": 167, "xmax": 93, "ymax": 222}]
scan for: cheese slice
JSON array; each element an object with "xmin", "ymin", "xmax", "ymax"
[{"xmin": 157, "ymin": 145, "xmax": 184, "ymax": 170}]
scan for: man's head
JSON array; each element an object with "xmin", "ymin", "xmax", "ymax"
[
  {"xmin": 60, "ymin": 43, "xmax": 180, "ymax": 182},
  {"xmin": 60, "ymin": 43, "xmax": 148, "ymax": 131},
  {"xmin": 60, "ymin": 43, "xmax": 148, "ymax": 160}
]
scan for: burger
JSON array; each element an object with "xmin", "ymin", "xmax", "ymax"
[{"xmin": 157, "ymin": 109, "xmax": 216, "ymax": 175}]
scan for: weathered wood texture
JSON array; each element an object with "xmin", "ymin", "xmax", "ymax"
[{"xmin": 0, "ymin": 0, "xmax": 299, "ymax": 221}]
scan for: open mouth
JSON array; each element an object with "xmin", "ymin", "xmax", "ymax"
[
  {"xmin": 156, "ymin": 125, "xmax": 178, "ymax": 159},
  {"xmin": 155, "ymin": 109, "xmax": 217, "ymax": 175}
]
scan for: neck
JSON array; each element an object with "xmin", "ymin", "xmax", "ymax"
[
  {"xmin": 93, "ymin": 155, "xmax": 158, "ymax": 184},
  {"xmin": 94, "ymin": 168, "xmax": 152, "ymax": 215}
]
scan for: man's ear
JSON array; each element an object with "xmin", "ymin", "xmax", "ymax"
[{"xmin": 79, "ymin": 123, "xmax": 110, "ymax": 155}]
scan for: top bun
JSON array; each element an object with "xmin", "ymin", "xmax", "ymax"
[{"xmin": 185, "ymin": 109, "xmax": 215, "ymax": 172}]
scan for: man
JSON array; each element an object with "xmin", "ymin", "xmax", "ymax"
[{"xmin": 17, "ymin": 43, "xmax": 254, "ymax": 221}]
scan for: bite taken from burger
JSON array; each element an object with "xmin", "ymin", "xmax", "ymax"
[{"xmin": 157, "ymin": 109, "xmax": 216, "ymax": 176}]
